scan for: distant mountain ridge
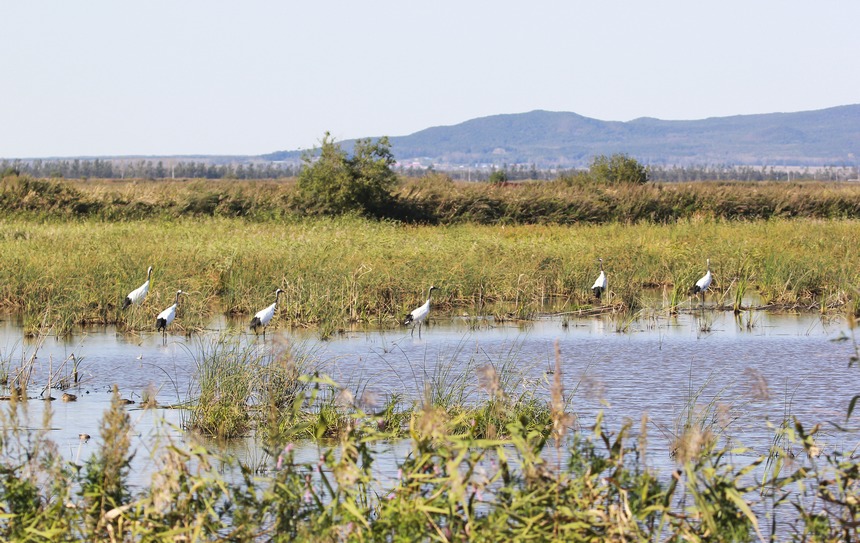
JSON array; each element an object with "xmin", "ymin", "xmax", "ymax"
[{"xmin": 264, "ymin": 104, "xmax": 860, "ymax": 169}]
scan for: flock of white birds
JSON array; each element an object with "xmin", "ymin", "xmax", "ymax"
[
  {"xmin": 121, "ymin": 268, "xmax": 284, "ymax": 340},
  {"xmin": 122, "ymin": 259, "xmax": 713, "ymax": 340}
]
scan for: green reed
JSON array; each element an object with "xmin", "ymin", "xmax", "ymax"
[
  {"xmin": 1, "ymin": 196, "xmax": 860, "ymax": 336},
  {"xmin": 185, "ymin": 335, "xmax": 318, "ymax": 441}
]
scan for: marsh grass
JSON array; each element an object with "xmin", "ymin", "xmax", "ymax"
[
  {"xmin": 11, "ymin": 174, "xmax": 860, "ymax": 224},
  {"xmin": 182, "ymin": 332, "xmax": 562, "ymax": 448},
  {"xmin": 658, "ymin": 369, "xmax": 740, "ymax": 463},
  {"xmin": 1, "ymin": 180, "xmax": 860, "ymax": 336},
  {"xmin": 663, "ymin": 285, "xmax": 682, "ymax": 315},
  {"xmin": 761, "ymin": 382, "xmax": 800, "ymax": 498},
  {"xmin": 186, "ymin": 336, "xmax": 257, "ymax": 439},
  {"xmin": 412, "ymin": 340, "xmax": 475, "ymax": 412},
  {"xmin": 185, "ymin": 335, "xmax": 322, "ymax": 442},
  {"xmin": 2, "ymin": 328, "xmax": 53, "ymax": 398},
  {"xmin": 471, "ymin": 360, "xmax": 553, "ymax": 439},
  {"xmin": 732, "ymin": 271, "xmax": 751, "ymax": 314},
  {"xmin": 612, "ymin": 307, "xmax": 640, "ymax": 333},
  {"xmin": 0, "ymin": 343, "xmax": 13, "ymax": 387}
]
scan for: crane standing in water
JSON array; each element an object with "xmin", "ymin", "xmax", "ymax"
[
  {"xmin": 156, "ymin": 290, "xmax": 184, "ymax": 342},
  {"xmin": 250, "ymin": 288, "xmax": 284, "ymax": 338},
  {"xmin": 592, "ymin": 258, "xmax": 607, "ymax": 301},
  {"xmin": 404, "ymin": 286, "xmax": 438, "ymax": 338},
  {"xmin": 691, "ymin": 259, "xmax": 712, "ymax": 306}
]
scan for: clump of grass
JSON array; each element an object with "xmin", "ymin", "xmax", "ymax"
[
  {"xmin": 185, "ymin": 336, "xmax": 259, "ymax": 439},
  {"xmin": 470, "ymin": 362, "xmax": 552, "ymax": 439},
  {"xmin": 611, "ymin": 307, "xmax": 640, "ymax": 333},
  {"xmin": 0, "ymin": 345, "xmax": 12, "ymax": 387},
  {"xmin": 182, "ymin": 334, "xmax": 385, "ymax": 444},
  {"xmin": 733, "ymin": 274, "xmax": 750, "ymax": 314}
]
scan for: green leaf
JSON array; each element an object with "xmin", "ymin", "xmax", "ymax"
[
  {"xmin": 725, "ymin": 487, "xmax": 763, "ymax": 541},
  {"xmin": 848, "ymin": 394, "xmax": 860, "ymax": 420},
  {"xmin": 340, "ymin": 500, "xmax": 370, "ymax": 528}
]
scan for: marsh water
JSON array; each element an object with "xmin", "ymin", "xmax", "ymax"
[{"xmin": 1, "ymin": 302, "xmax": 859, "ymax": 487}]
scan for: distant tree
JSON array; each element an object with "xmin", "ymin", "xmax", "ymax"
[
  {"xmin": 297, "ymin": 133, "xmax": 398, "ymax": 216},
  {"xmin": 488, "ymin": 169, "xmax": 508, "ymax": 185},
  {"xmin": 1, "ymin": 165, "xmax": 21, "ymax": 177},
  {"xmin": 589, "ymin": 154, "xmax": 648, "ymax": 185}
]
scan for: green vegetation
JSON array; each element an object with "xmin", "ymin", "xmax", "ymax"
[
  {"xmin": 5, "ymin": 173, "xmax": 860, "ymax": 224},
  {"xmin": 587, "ymin": 153, "xmax": 649, "ymax": 185},
  {"xmin": 0, "ymin": 334, "xmax": 858, "ymax": 541},
  {"xmin": 0, "ymin": 186, "xmax": 859, "ymax": 335},
  {"xmin": 487, "ymin": 169, "xmax": 509, "ymax": 185},
  {"xmin": 0, "ymin": 174, "xmax": 860, "ymax": 337},
  {"xmin": 2, "ymin": 165, "xmax": 860, "ymax": 540},
  {"xmin": 297, "ymin": 134, "xmax": 398, "ymax": 217},
  {"xmin": 184, "ymin": 336, "xmax": 553, "ymax": 443}
]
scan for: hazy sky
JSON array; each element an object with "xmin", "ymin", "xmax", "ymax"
[{"xmin": 2, "ymin": 1, "xmax": 858, "ymax": 158}]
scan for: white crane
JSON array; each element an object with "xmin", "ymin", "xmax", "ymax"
[
  {"xmin": 691, "ymin": 258, "xmax": 712, "ymax": 305},
  {"xmin": 122, "ymin": 266, "xmax": 152, "ymax": 309},
  {"xmin": 250, "ymin": 288, "xmax": 284, "ymax": 338},
  {"xmin": 155, "ymin": 290, "xmax": 184, "ymax": 340},
  {"xmin": 403, "ymin": 286, "xmax": 438, "ymax": 338},
  {"xmin": 591, "ymin": 258, "xmax": 607, "ymax": 301}
]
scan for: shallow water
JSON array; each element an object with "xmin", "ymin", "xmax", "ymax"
[{"xmin": 1, "ymin": 307, "xmax": 858, "ymax": 487}]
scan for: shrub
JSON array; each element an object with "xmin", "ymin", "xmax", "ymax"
[
  {"xmin": 488, "ymin": 169, "xmax": 508, "ymax": 185},
  {"xmin": 589, "ymin": 153, "xmax": 649, "ymax": 185},
  {"xmin": 297, "ymin": 133, "xmax": 398, "ymax": 216}
]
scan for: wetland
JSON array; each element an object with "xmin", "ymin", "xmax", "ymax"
[{"xmin": 1, "ymin": 175, "xmax": 859, "ymax": 541}]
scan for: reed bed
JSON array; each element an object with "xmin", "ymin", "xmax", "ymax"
[
  {"xmin": 1, "ymin": 212, "xmax": 859, "ymax": 336},
  {"xmin": 6, "ymin": 174, "xmax": 860, "ymax": 224},
  {"xmin": 183, "ymin": 335, "xmax": 555, "ymax": 444}
]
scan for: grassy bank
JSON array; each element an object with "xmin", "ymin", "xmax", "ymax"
[{"xmin": 0, "ymin": 214, "xmax": 858, "ymax": 335}]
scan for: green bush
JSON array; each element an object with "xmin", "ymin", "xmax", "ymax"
[
  {"xmin": 297, "ymin": 133, "xmax": 398, "ymax": 216},
  {"xmin": 589, "ymin": 153, "xmax": 649, "ymax": 185},
  {"xmin": 488, "ymin": 169, "xmax": 508, "ymax": 185}
]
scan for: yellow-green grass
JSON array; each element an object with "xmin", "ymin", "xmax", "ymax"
[
  {"xmin": 0, "ymin": 215, "xmax": 858, "ymax": 335},
  {"xmin": 6, "ymin": 175, "xmax": 860, "ymax": 224}
]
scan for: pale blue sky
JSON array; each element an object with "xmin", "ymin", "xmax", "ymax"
[{"xmin": 2, "ymin": 1, "xmax": 858, "ymax": 158}]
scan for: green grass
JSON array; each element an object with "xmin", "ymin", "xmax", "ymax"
[
  {"xmin": 2, "ymin": 175, "xmax": 860, "ymax": 337},
  {"xmin": 1, "ymin": 213, "xmax": 859, "ymax": 335}
]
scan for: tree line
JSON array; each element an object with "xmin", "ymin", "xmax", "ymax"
[
  {"xmin": 0, "ymin": 159, "xmax": 300, "ymax": 180},
  {"xmin": 2, "ymin": 154, "xmax": 856, "ymax": 183}
]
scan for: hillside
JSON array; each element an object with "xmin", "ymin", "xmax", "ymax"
[{"xmin": 264, "ymin": 104, "xmax": 860, "ymax": 169}]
